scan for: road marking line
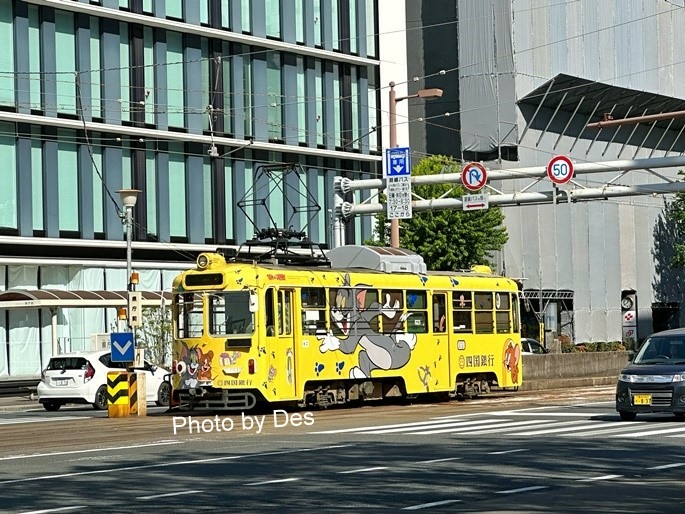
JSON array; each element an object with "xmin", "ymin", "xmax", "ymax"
[
  {"xmin": 309, "ymin": 418, "xmax": 476, "ymax": 434},
  {"xmin": 417, "ymin": 457, "xmax": 461, "ymax": 464},
  {"xmin": 520, "ymin": 421, "xmax": 605, "ymax": 436},
  {"xmin": 244, "ymin": 478, "xmax": 300, "ymax": 486},
  {"xmin": 577, "ymin": 474, "xmax": 623, "ymax": 482},
  {"xmin": 564, "ymin": 422, "xmax": 649, "ymax": 437},
  {"xmin": 647, "ymin": 463, "xmax": 685, "ymax": 470},
  {"xmin": 0, "ymin": 444, "xmax": 353, "ymax": 485},
  {"xmin": 338, "ymin": 467, "xmax": 389, "ymax": 474},
  {"xmin": 496, "ymin": 486, "xmax": 548, "ymax": 494},
  {"xmin": 0, "ymin": 416, "xmax": 78, "ymax": 425},
  {"xmin": 362, "ymin": 418, "xmax": 510, "ymax": 435},
  {"xmin": 136, "ymin": 490, "xmax": 203, "ymax": 500},
  {"xmin": 418, "ymin": 419, "xmax": 558, "ymax": 436},
  {"xmin": 620, "ymin": 426, "xmax": 685, "ymax": 437},
  {"xmin": 18, "ymin": 507, "xmax": 85, "ymax": 514},
  {"xmin": 488, "ymin": 448, "xmax": 529, "ymax": 455},
  {"xmin": 0, "ymin": 441, "xmax": 182, "ymax": 461},
  {"xmin": 403, "ymin": 499, "xmax": 462, "ymax": 510},
  {"xmin": 493, "ymin": 411, "xmax": 604, "ymax": 417}
]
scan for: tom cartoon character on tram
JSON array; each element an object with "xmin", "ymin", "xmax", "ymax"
[{"xmin": 318, "ymin": 274, "xmax": 417, "ymax": 378}]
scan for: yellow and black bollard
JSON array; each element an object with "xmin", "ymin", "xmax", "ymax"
[{"xmin": 107, "ymin": 371, "xmax": 130, "ymax": 418}]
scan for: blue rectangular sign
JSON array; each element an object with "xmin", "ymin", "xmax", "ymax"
[
  {"xmin": 384, "ymin": 147, "xmax": 411, "ymax": 178},
  {"xmin": 110, "ymin": 332, "xmax": 135, "ymax": 362}
]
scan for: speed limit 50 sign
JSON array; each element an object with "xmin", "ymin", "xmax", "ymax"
[{"xmin": 546, "ymin": 155, "xmax": 574, "ymax": 185}]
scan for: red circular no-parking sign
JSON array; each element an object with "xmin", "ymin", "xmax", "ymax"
[
  {"xmin": 546, "ymin": 155, "xmax": 574, "ymax": 185},
  {"xmin": 461, "ymin": 162, "xmax": 488, "ymax": 191}
]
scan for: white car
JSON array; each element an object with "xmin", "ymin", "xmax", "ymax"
[
  {"xmin": 521, "ymin": 338, "xmax": 549, "ymax": 355},
  {"xmin": 37, "ymin": 350, "xmax": 171, "ymax": 411}
]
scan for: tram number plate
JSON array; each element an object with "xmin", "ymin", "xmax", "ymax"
[{"xmin": 633, "ymin": 394, "xmax": 652, "ymax": 405}]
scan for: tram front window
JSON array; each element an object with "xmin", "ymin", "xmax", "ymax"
[{"xmin": 209, "ymin": 292, "xmax": 255, "ymax": 336}]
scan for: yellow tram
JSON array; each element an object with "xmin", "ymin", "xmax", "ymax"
[{"xmin": 170, "ymin": 244, "xmax": 522, "ymax": 410}]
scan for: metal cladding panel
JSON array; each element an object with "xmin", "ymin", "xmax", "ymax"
[
  {"xmin": 458, "ymin": 0, "xmax": 517, "ymax": 153},
  {"xmin": 570, "ymin": 203, "xmax": 590, "ymax": 342},
  {"xmin": 538, "ymin": 203, "xmax": 557, "ymax": 291}
]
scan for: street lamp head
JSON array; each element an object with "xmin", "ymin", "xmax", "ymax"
[
  {"xmin": 418, "ymin": 88, "xmax": 443, "ymax": 99},
  {"xmin": 117, "ymin": 189, "xmax": 142, "ymax": 208}
]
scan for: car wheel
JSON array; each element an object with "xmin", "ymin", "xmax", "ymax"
[
  {"xmin": 619, "ymin": 411, "xmax": 637, "ymax": 421},
  {"xmin": 92, "ymin": 385, "xmax": 108, "ymax": 410},
  {"xmin": 43, "ymin": 401, "xmax": 62, "ymax": 412},
  {"xmin": 156, "ymin": 382, "xmax": 171, "ymax": 407}
]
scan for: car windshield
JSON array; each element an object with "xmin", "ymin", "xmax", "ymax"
[{"xmin": 633, "ymin": 336, "xmax": 685, "ymax": 364}]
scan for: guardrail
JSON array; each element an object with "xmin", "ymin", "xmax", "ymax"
[{"xmin": 0, "ymin": 379, "xmax": 40, "ymax": 397}]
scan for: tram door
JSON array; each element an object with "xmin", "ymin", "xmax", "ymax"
[
  {"xmin": 431, "ymin": 292, "xmax": 450, "ymax": 387},
  {"xmin": 265, "ymin": 288, "xmax": 296, "ymax": 400}
]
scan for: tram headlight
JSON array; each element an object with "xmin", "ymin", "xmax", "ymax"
[{"xmin": 197, "ymin": 253, "xmax": 210, "ymax": 269}]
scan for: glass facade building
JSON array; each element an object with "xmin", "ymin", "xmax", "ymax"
[{"xmin": 0, "ymin": 0, "xmax": 381, "ymax": 378}]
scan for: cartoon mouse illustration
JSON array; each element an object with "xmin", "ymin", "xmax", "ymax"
[
  {"xmin": 318, "ymin": 274, "xmax": 416, "ymax": 379},
  {"xmin": 503, "ymin": 339, "xmax": 521, "ymax": 384}
]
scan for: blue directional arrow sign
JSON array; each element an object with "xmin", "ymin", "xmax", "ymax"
[
  {"xmin": 110, "ymin": 332, "xmax": 135, "ymax": 362},
  {"xmin": 384, "ymin": 147, "xmax": 411, "ymax": 178}
]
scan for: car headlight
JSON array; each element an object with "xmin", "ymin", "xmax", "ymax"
[
  {"xmin": 619, "ymin": 374, "xmax": 634, "ymax": 383},
  {"xmin": 671, "ymin": 373, "xmax": 685, "ymax": 382}
]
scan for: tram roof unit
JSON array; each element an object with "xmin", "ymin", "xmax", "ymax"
[{"xmin": 326, "ymin": 245, "xmax": 427, "ymax": 274}]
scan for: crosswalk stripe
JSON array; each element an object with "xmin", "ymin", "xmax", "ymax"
[
  {"xmin": 310, "ymin": 417, "xmax": 472, "ymax": 434},
  {"xmin": 409, "ymin": 419, "xmax": 557, "ymax": 436},
  {"xmin": 619, "ymin": 425, "xmax": 685, "ymax": 438},
  {"xmin": 361, "ymin": 418, "xmax": 510, "ymax": 435},
  {"xmin": 0, "ymin": 416, "xmax": 77, "ymax": 425},
  {"xmin": 565, "ymin": 422, "xmax": 650, "ymax": 437},
  {"xmin": 519, "ymin": 421, "xmax": 606, "ymax": 436},
  {"xmin": 445, "ymin": 419, "xmax": 571, "ymax": 435}
]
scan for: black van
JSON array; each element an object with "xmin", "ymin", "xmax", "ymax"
[{"xmin": 616, "ymin": 328, "xmax": 685, "ymax": 421}]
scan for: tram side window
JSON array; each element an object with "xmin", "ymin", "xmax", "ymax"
[
  {"xmin": 453, "ymin": 291, "xmax": 473, "ymax": 333},
  {"xmin": 475, "ymin": 292, "xmax": 494, "ymax": 334},
  {"xmin": 432, "ymin": 293, "xmax": 447, "ymax": 333},
  {"xmin": 265, "ymin": 288, "xmax": 275, "ymax": 336},
  {"xmin": 329, "ymin": 287, "xmax": 380, "ymax": 335},
  {"xmin": 278, "ymin": 290, "xmax": 293, "ymax": 336},
  {"xmin": 175, "ymin": 293, "xmax": 204, "ymax": 338},
  {"xmin": 495, "ymin": 292, "xmax": 511, "ymax": 333},
  {"xmin": 301, "ymin": 287, "xmax": 327, "ymax": 334},
  {"xmin": 512, "ymin": 293, "xmax": 520, "ymax": 333},
  {"xmin": 381, "ymin": 289, "xmax": 404, "ymax": 333},
  {"xmin": 406, "ymin": 290, "xmax": 428, "ymax": 333}
]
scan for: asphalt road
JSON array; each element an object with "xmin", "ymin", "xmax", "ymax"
[{"xmin": 1, "ymin": 386, "xmax": 685, "ymax": 513}]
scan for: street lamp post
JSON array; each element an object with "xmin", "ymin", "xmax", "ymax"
[
  {"xmin": 117, "ymin": 189, "xmax": 141, "ymax": 330},
  {"xmin": 388, "ymin": 81, "xmax": 443, "ymax": 248}
]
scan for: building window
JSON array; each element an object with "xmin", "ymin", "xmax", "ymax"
[
  {"xmin": 55, "ymin": 11, "xmax": 77, "ymax": 115},
  {"xmin": 0, "ymin": 123, "xmax": 16, "ymax": 229},
  {"xmin": 267, "ymin": 52, "xmax": 283, "ymax": 141},
  {"xmin": 168, "ymin": 145, "xmax": 186, "ymax": 238},
  {"xmin": 57, "ymin": 133, "xmax": 78, "ymax": 232},
  {"xmin": 266, "ymin": 0, "xmax": 281, "ymax": 38},
  {"xmin": 0, "ymin": 0, "xmax": 13, "ymax": 106},
  {"xmin": 166, "ymin": 31, "xmax": 185, "ymax": 129}
]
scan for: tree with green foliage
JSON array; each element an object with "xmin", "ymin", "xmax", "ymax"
[
  {"xmin": 135, "ymin": 306, "xmax": 172, "ymax": 368},
  {"xmin": 367, "ymin": 155, "xmax": 508, "ymax": 271},
  {"xmin": 667, "ymin": 180, "xmax": 685, "ymax": 268}
]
